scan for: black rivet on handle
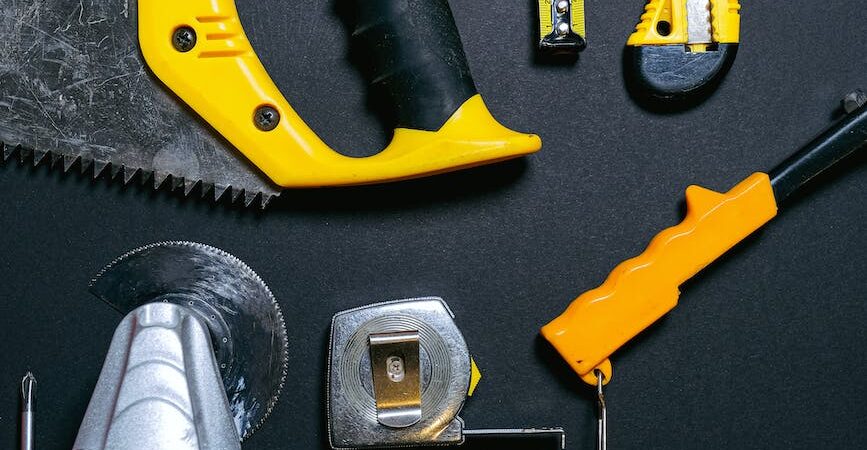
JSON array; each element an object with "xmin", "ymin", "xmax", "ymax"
[
  {"xmin": 254, "ymin": 106, "xmax": 281, "ymax": 131},
  {"xmin": 172, "ymin": 27, "xmax": 197, "ymax": 52}
]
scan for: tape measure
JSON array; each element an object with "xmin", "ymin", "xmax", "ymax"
[
  {"xmin": 327, "ymin": 297, "xmax": 565, "ymax": 449},
  {"xmin": 538, "ymin": 0, "xmax": 586, "ymax": 55}
]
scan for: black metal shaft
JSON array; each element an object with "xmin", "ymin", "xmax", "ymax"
[{"xmin": 770, "ymin": 101, "xmax": 867, "ymax": 205}]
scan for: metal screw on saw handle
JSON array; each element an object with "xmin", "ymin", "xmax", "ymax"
[
  {"xmin": 172, "ymin": 27, "xmax": 197, "ymax": 52},
  {"xmin": 254, "ymin": 106, "xmax": 281, "ymax": 131}
]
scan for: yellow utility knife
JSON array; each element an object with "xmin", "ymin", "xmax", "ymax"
[{"xmin": 626, "ymin": 0, "xmax": 741, "ymax": 99}]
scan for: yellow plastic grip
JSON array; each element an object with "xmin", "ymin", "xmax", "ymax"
[
  {"xmin": 627, "ymin": 0, "xmax": 741, "ymax": 47},
  {"xmin": 138, "ymin": 0, "xmax": 540, "ymax": 188},
  {"xmin": 711, "ymin": 0, "xmax": 741, "ymax": 43},
  {"xmin": 541, "ymin": 173, "xmax": 778, "ymax": 385}
]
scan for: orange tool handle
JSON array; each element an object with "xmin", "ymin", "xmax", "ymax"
[{"xmin": 541, "ymin": 173, "xmax": 778, "ymax": 385}]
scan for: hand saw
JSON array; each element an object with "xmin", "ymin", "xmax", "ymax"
[
  {"xmin": 0, "ymin": 0, "xmax": 541, "ymax": 208},
  {"xmin": 626, "ymin": 0, "xmax": 740, "ymax": 100}
]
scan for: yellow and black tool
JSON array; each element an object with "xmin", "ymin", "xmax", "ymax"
[
  {"xmin": 537, "ymin": 0, "xmax": 587, "ymax": 55},
  {"xmin": 0, "ymin": 0, "xmax": 540, "ymax": 207},
  {"xmin": 542, "ymin": 90, "xmax": 867, "ymax": 446},
  {"xmin": 626, "ymin": 0, "xmax": 741, "ymax": 99}
]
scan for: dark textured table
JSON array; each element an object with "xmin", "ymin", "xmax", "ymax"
[{"xmin": 1, "ymin": 1, "xmax": 866, "ymax": 449}]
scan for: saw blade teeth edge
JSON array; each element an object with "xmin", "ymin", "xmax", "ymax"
[
  {"xmin": 200, "ymin": 182, "xmax": 214, "ymax": 200},
  {"xmin": 183, "ymin": 179, "xmax": 200, "ymax": 196},
  {"xmin": 243, "ymin": 190, "xmax": 261, "ymax": 208},
  {"xmin": 1, "ymin": 142, "xmax": 13, "ymax": 161},
  {"xmin": 231, "ymin": 187, "xmax": 245, "ymax": 203},
  {"xmin": 121, "ymin": 167, "xmax": 139, "ymax": 185},
  {"xmin": 33, "ymin": 150, "xmax": 48, "ymax": 167},
  {"xmin": 63, "ymin": 155, "xmax": 80, "ymax": 173},
  {"xmin": 92, "ymin": 160, "xmax": 110, "ymax": 179},
  {"xmin": 79, "ymin": 158, "xmax": 93, "ymax": 175},
  {"xmin": 0, "ymin": 141, "xmax": 275, "ymax": 208},
  {"xmin": 260, "ymin": 194, "xmax": 275, "ymax": 209},
  {"xmin": 17, "ymin": 147, "xmax": 32, "ymax": 165},
  {"xmin": 88, "ymin": 241, "xmax": 289, "ymax": 442},
  {"xmin": 168, "ymin": 175, "xmax": 183, "ymax": 191},
  {"xmin": 153, "ymin": 172, "xmax": 169, "ymax": 190},
  {"xmin": 214, "ymin": 184, "xmax": 230, "ymax": 202}
]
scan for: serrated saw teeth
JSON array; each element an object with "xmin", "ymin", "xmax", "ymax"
[
  {"xmin": 88, "ymin": 241, "xmax": 289, "ymax": 442},
  {"xmin": 0, "ymin": 139, "xmax": 278, "ymax": 208}
]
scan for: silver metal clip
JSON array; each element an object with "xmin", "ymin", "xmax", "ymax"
[
  {"xmin": 368, "ymin": 331, "xmax": 422, "ymax": 428},
  {"xmin": 553, "ymin": 0, "xmax": 572, "ymax": 36},
  {"xmin": 595, "ymin": 369, "xmax": 607, "ymax": 450}
]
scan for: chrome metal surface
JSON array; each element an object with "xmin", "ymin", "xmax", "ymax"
[
  {"xmin": 328, "ymin": 298, "xmax": 470, "ymax": 449},
  {"xmin": 552, "ymin": 0, "xmax": 572, "ymax": 36},
  {"xmin": 73, "ymin": 303, "xmax": 242, "ymax": 450},
  {"xmin": 88, "ymin": 242, "xmax": 288, "ymax": 441},
  {"xmin": 0, "ymin": 0, "xmax": 281, "ymax": 208},
  {"xmin": 20, "ymin": 372, "xmax": 35, "ymax": 450},
  {"xmin": 369, "ymin": 331, "xmax": 422, "ymax": 428},
  {"xmin": 686, "ymin": 0, "xmax": 713, "ymax": 44}
]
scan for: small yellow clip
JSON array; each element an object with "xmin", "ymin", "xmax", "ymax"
[{"xmin": 468, "ymin": 358, "xmax": 482, "ymax": 396}]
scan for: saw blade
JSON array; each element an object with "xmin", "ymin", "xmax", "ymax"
[
  {"xmin": 686, "ymin": 0, "xmax": 713, "ymax": 44},
  {"xmin": 89, "ymin": 241, "xmax": 288, "ymax": 441},
  {"xmin": 0, "ymin": 0, "xmax": 280, "ymax": 208}
]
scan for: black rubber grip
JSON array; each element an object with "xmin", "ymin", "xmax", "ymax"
[
  {"xmin": 349, "ymin": 0, "xmax": 478, "ymax": 131},
  {"xmin": 627, "ymin": 44, "xmax": 738, "ymax": 100},
  {"xmin": 769, "ymin": 101, "xmax": 867, "ymax": 205}
]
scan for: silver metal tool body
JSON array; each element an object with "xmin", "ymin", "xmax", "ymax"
[
  {"xmin": 20, "ymin": 372, "xmax": 35, "ymax": 450},
  {"xmin": 73, "ymin": 242, "xmax": 288, "ymax": 448},
  {"xmin": 328, "ymin": 298, "xmax": 471, "ymax": 449},
  {"xmin": 73, "ymin": 303, "xmax": 242, "ymax": 450}
]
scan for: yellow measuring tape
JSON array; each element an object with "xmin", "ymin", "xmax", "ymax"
[
  {"xmin": 538, "ymin": 0, "xmax": 586, "ymax": 41},
  {"xmin": 537, "ymin": 0, "xmax": 586, "ymax": 55}
]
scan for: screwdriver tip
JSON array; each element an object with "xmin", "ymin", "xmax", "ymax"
[{"xmin": 21, "ymin": 372, "xmax": 36, "ymax": 410}]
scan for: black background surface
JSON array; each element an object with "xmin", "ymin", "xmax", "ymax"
[{"xmin": 1, "ymin": 1, "xmax": 866, "ymax": 449}]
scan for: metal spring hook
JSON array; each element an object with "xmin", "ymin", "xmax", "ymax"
[{"xmin": 595, "ymin": 369, "xmax": 607, "ymax": 450}]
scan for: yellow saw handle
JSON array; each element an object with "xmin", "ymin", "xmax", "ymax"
[
  {"xmin": 541, "ymin": 173, "xmax": 778, "ymax": 385},
  {"xmin": 139, "ymin": 0, "xmax": 540, "ymax": 188}
]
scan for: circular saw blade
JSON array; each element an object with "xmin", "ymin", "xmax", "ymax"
[{"xmin": 89, "ymin": 241, "xmax": 288, "ymax": 441}]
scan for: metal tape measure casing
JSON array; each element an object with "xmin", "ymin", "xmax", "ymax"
[{"xmin": 327, "ymin": 298, "xmax": 471, "ymax": 449}]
